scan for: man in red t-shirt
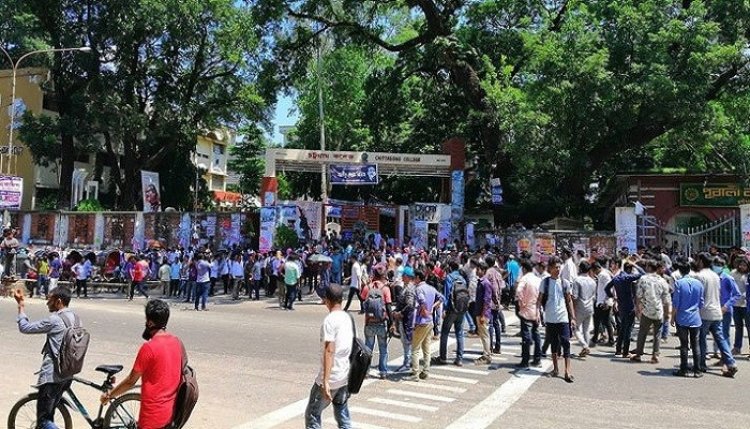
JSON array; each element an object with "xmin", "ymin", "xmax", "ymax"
[
  {"xmin": 102, "ymin": 299, "xmax": 183, "ymax": 429},
  {"xmin": 129, "ymin": 255, "xmax": 151, "ymax": 301}
]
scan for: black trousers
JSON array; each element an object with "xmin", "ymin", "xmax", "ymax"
[
  {"xmin": 343, "ymin": 287, "xmax": 361, "ymax": 311},
  {"xmin": 592, "ymin": 305, "xmax": 614, "ymax": 344},
  {"xmin": 37, "ymin": 380, "xmax": 72, "ymax": 428},
  {"xmin": 677, "ymin": 325, "xmax": 701, "ymax": 373},
  {"xmin": 75, "ymin": 279, "xmax": 88, "ymax": 297}
]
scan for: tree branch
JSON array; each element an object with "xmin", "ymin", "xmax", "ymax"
[{"xmin": 706, "ymin": 60, "xmax": 750, "ymax": 101}]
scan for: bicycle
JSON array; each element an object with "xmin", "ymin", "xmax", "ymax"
[{"xmin": 8, "ymin": 364, "xmax": 141, "ymax": 429}]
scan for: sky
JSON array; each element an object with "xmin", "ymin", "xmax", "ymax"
[{"xmin": 269, "ymin": 93, "xmax": 298, "ymax": 145}]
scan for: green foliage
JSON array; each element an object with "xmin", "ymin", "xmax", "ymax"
[
  {"xmin": 75, "ymin": 198, "xmax": 105, "ymax": 212},
  {"xmin": 273, "ymin": 224, "xmax": 298, "ymax": 250},
  {"xmin": 228, "ymin": 126, "xmax": 267, "ymax": 196}
]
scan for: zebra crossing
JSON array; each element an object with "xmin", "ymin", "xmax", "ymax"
[{"xmin": 316, "ymin": 331, "xmax": 538, "ymax": 429}]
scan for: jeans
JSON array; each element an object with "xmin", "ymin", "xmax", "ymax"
[
  {"xmin": 433, "ymin": 308, "xmax": 441, "ymax": 337},
  {"xmin": 634, "ymin": 314, "xmax": 662, "ymax": 357},
  {"xmin": 184, "ymin": 280, "xmax": 196, "ymax": 302},
  {"xmin": 733, "ymin": 306, "xmax": 750, "ymax": 350},
  {"xmin": 365, "ymin": 323, "xmax": 389, "ymax": 374},
  {"xmin": 285, "ymin": 284, "xmax": 298, "ymax": 309},
  {"xmin": 129, "ymin": 280, "xmax": 148, "ymax": 299},
  {"xmin": 717, "ymin": 311, "xmax": 732, "ymax": 353},
  {"xmin": 232, "ymin": 277, "xmax": 244, "ymax": 300},
  {"xmin": 439, "ymin": 310, "xmax": 466, "ymax": 361},
  {"xmin": 398, "ymin": 319, "xmax": 412, "ymax": 367},
  {"xmin": 251, "ymin": 279, "xmax": 261, "ymax": 300},
  {"xmin": 661, "ymin": 319, "xmax": 670, "ymax": 340},
  {"xmin": 411, "ymin": 324, "xmax": 433, "ymax": 376},
  {"xmin": 37, "ymin": 380, "xmax": 72, "ymax": 429},
  {"xmin": 700, "ymin": 319, "xmax": 736, "ymax": 369},
  {"xmin": 37, "ymin": 275, "xmax": 49, "ymax": 296},
  {"xmin": 304, "ymin": 383, "xmax": 351, "ymax": 429},
  {"xmin": 331, "ymin": 271, "xmax": 342, "ymax": 285},
  {"xmin": 677, "ymin": 325, "xmax": 701, "ymax": 373},
  {"xmin": 519, "ymin": 316, "xmax": 542, "ymax": 364},
  {"xmin": 464, "ymin": 303, "xmax": 477, "ymax": 332},
  {"xmin": 194, "ymin": 281, "xmax": 209, "ymax": 310},
  {"xmin": 616, "ymin": 311, "xmax": 636, "ymax": 355},
  {"xmin": 489, "ymin": 309, "xmax": 502, "ymax": 351}
]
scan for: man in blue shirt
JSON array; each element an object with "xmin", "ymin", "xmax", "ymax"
[
  {"xmin": 505, "ymin": 255, "xmax": 521, "ymax": 309},
  {"xmin": 409, "ymin": 269, "xmax": 444, "ymax": 381},
  {"xmin": 605, "ymin": 258, "xmax": 645, "ymax": 357},
  {"xmin": 671, "ymin": 260, "xmax": 704, "ymax": 377},
  {"xmin": 330, "ymin": 247, "xmax": 344, "ymax": 285},
  {"xmin": 713, "ymin": 258, "xmax": 741, "ymax": 357}
]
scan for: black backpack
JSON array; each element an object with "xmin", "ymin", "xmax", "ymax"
[
  {"xmin": 347, "ymin": 313, "xmax": 372, "ymax": 394},
  {"xmin": 451, "ymin": 275, "xmax": 470, "ymax": 314}
]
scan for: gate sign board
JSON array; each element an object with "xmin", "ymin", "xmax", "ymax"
[
  {"xmin": 329, "ymin": 164, "xmax": 379, "ymax": 185},
  {"xmin": 680, "ymin": 183, "xmax": 750, "ymax": 207},
  {"xmin": 741, "ymin": 204, "xmax": 750, "ymax": 249}
]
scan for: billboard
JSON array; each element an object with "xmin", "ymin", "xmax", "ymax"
[
  {"xmin": 140, "ymin": 170, "xmax": 161, "ymax": 213},
  {"xmin": 0, "ymin": 176, "xmax": 23, "ymax": 210},
  {"xmin": 329, "ymin": 164, "xmax": 379, "ymax": 185}
]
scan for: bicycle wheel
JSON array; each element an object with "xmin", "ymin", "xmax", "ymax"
[
  {"xmin": 8, "ymin": 392, "xmax": 73, "ymax": 429},
  {"xmin": 103, "ymin": 392, "xmax": 141, "ymax": 429}
]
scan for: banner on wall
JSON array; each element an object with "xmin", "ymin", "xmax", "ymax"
[
  {"xmin": 516, "ymin": 236, "xmax": 532, "ymax": 255},
  {"xmin": 329, "ymin": 164, "xmax": 379, "ymax": 185},
  {"xmin": 534, "ymin": 234, "xmax": 556, "ymax": 255},
  {"xmin": 412, "ymin": 220, "xmax": 428, "ymax": 250},
  {"xmin": 279, "ymin": 202, "xmax": 322, "ymax": 241},
  {"xmin": 140, "ymin": 171, "xmax": 161, "ymax": 213},
  {"xmin": 259, "ymin": 207, "xmax": 276, "ymax": 253},
  {"xmin": 438, "ymin": 221, "xmax": 452, "ymax": 249},
  {"xmin": 410, "ymin": 203, "xmax": 442, "ymax": 223},
  {"xmin": 465, "ymin": 223, "xmax": 475, "ymax": 249},
  {"xmin": 615, "ymin": 207, "xmax": 638, "ymax": 253},
  {"xmin": 0, "ymin": 175, "xmax": 23, "ymax": 210},
  {"xmin": 741, "ymin": 204, "xmax": 750, "ymax": 248},
  {"xmin": 451, "ymin": 170, "xmax": 464, "ymax": 223}
]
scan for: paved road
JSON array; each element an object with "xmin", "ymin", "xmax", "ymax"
[{"xmin": 0, "ymin": 291, "xmax": 748, "ymax": 429}]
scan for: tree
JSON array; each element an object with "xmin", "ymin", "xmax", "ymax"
[{"xmin": 11, "ymin": 0, "xmax": 268, "ymax": 209}]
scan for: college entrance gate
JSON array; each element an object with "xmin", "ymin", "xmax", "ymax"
[{"xmin": 639, "ymin": 214, "xmax": 740, "ymax": 255}]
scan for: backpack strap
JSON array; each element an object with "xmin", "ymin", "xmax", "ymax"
[
  {"xmin": 348, "ymin": 312, "xmax": 358, "ymax": 340},
  {"xmin": 179, "ymin": 338, "xmax": 188, "ymax": 371}
]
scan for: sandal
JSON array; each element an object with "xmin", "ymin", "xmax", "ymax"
[
  {"xmin": 564, "ymin": 374, "xmax": 575, "ymax": 383},
  {"xmin": 549, "ymin": 369, "xmax": 559, "ymax": 378}
]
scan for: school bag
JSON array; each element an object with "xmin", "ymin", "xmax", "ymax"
[
  {"xmin": 363, "ymin": 284, "xmax": 387, "ymax": 323},
  {"xmin": 451, "ymin": 275, "xmax": 470, "ymax": 314},
  {"xmin": 51, "ymin": 312, "xmax": 90, "ymax": 379},
  {"xmin": 347, "ymin": 314, "xmax": 372, "ymax": 394},
  {"xmin": 168, "ymin": 340, "xmax": 199, "ymax": 429}
]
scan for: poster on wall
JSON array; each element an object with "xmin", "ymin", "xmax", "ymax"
[
  {"xmin": 465, "ymin": 223, "xmax": 475, "ymax": 249},
  {"xmin": 0, "ymin": 175, "xmax": 23, "ymax": 210},
  {"xmin": 741, "ymin": 204, "xmax": 750, "ymax": 249},
  {"xmin": 516, "ymin": 236, "xmax": 532, "ymax": 255},
  {"xmin": 259, "ymin": 207, "xmax": 276, "ymax": 253},
  {"xmin": 615, "ymin": 207, "xmax": 638, "ymax": 253},
  {"xmin": 534, "ymin": 234, "xmax": 556, "ymax": 255},
  {"xmin": 140, "ymin": 171, "xmax": 161, "ymax": 213},
  {"xmin": 451, "ymin": 170, "xmax": 464, "ymax": 224},
  {"xmin": 412, "ymin": 220, "xmax": 428, "ymax": 250},
  {"xmin": 278, "ymin": 202, "xmax": 322, "ymax": 242},
  {"xmin": 438, "ymin": 221, "xmax": 452, "ymax": 249}
]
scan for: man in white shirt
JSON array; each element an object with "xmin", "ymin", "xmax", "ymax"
[
  {"xmin": 591, "ymin": 258, "xmax": 614, "ymax": 347},
  {"xmin": 343, "ymin": 255, "xmax": 363, "ymax": 312},
  {"xmin": 304, "ymin": 284, "xmax": 353, "ymax": 429},
  {"xmin": 560, "ymin": 248, "xmax": 578, "ymax": 285}
]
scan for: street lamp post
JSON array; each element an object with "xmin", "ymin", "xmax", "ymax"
[{"xmin": 1, "ymin": 46, "xmax": 91, "ymax": 175}]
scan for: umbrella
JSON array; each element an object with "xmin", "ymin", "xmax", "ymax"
[{"xmin": 309, "ymin": 254, "xmax": 332, "ymax": 263}]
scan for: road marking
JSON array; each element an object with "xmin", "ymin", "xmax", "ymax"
[
  {"xmin": 387, "ymin": 389, "xmax": 456, "ymax": 402},
  {"xmin": 400, "ymin": 381, "xmax": 467, "ymax": 393},
  {"xmin": 233, "ymin": 337, "xmax": 456, "ymax": 428},
  {"xmin": 444, "ymin": 362, "xmax": 553, "ymax": 429},
  {"xmin": 429, "ymin": 373, "xmax": 479, "ymax": 384},
  {"xmin": 430, "ymin": 366, "xmax": 490, "ymax": 376},
  {"xmin": 367, "ymin": 397, "xmax": 439, "ymax": 412},
  {"xmin": 324, "ymin": 418, "xmax": 389, "ymax": 429},
  {"xmin": 349, "ymin": 406, "xmax": 422, "ymax": 423}
]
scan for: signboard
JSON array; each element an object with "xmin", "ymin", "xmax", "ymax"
[
  {"xmin": 140, "ymin": 171, "xmax": 161, "ymax": 212},
  {"xmin": 412, "ymin": 220, "xmax": 428, "ymax": 250},
  {"xmin": 329, "ymin": 164, "xmax": 379, "ymax": 185},
  {"xmin": 490, "ymin": 177, "xmax": 503, "ymax": 205},
  {"xmin": 615, "ymin": 207, "xmax": 638, "ymax": 253},
  {"xmin": 680, "ymin": 183, "xmax": 750, "ymax": 207},
  {"xmin": 0, "ymin": 175, "xmax": 23, "ymax": 210},
  {"xmin": 278, "ymin": 202, "xmax": 323, "ymax": 241},
  {"xmin": 410, "ymin": 203, "xmax": 441, "ymax": 223},
  {"xmin": 259, "ymin": 207, "xmax": 276, "ymax": 253},
  {"xmin": 271, "ymin": 148, "xmax": 451, "ymax": 168},
  {"xmin": 741, "ymin": 204, "xmax": 750, "ymax": 249}
]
